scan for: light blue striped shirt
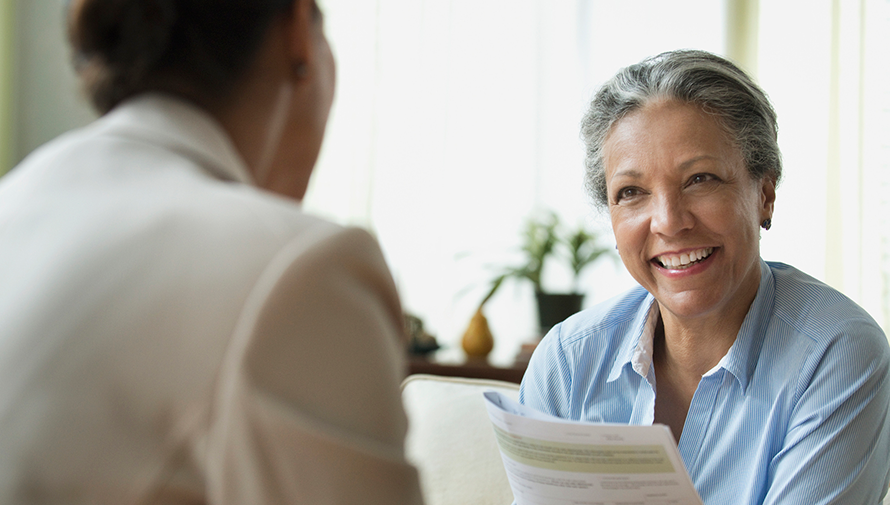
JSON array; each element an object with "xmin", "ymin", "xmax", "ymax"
[{"xmin": 520, "ymin": 260, "xmax": 890, "ymax": 504}]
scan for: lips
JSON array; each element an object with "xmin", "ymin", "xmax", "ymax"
[{"xmin": 654, "ymin": 247, "xmax": 715, "ymax": 270}]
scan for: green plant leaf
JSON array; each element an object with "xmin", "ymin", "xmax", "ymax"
[{"xmin": 476, "ymin": 211, "xmax": 615, "ymax": 306}]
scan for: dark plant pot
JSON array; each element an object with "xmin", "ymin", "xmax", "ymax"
[{"xmin": 535, "ymin": 292, "xmax": 584, "ymax": 334}]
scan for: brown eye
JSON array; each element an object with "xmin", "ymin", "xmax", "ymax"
[
  {"xmin": 615, "ymin": 187, "xmax": 641, "ymax": 203},
  {"xmin": 688, "ymin": 173, "xmax": 719, "ymax": 185}
]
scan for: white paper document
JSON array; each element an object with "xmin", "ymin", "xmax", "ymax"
[{"xmin": 484, "ymin": 391, "xmax": 703, "ymax": 505}]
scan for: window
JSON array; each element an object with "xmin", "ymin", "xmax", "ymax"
[
  {"xmin": 5, "ymin": 1, "xmax": 886, "ymax": 361},
  {"xmin": 310, "ymin": 0, "xmax": 728, "ymax": 362}
]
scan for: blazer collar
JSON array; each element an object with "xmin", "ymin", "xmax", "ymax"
[{"xmin": 97, "ymin": 93, "xmax": 255, "ymax": 186}]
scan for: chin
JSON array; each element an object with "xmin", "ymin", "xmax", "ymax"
[{"xmin": 656, "ymin": 291, "xmax": 728, "ymax": 320}]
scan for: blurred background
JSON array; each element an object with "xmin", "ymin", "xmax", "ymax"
[{"xmin": 1, "ymin": 0, "xmax": 888, "ymax": 364}]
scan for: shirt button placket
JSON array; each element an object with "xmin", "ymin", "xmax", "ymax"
[{"xmin": 678, "ymin": 370, "xmax": 723, "ymax": 473}]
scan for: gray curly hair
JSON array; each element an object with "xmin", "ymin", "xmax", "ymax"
[{"xmin": 581, "ymin": 49, "xmax": 782, "ymax": 208}]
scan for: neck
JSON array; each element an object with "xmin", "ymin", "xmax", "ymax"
[
  {"xmin": 654, "ymin": 318, "xmax": 732, "ymax": 381},
  {"xmin": 212, "ymin": 84, "xmax": 280, "ymax": 177},
  {"xmin": 655, "ymin": 261, "xmax": 761, "ymax": 377}
]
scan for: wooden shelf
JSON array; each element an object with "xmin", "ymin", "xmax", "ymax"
[{"xmin": 407, "ymin": 354, "xmax": 528, "ymax": 384}]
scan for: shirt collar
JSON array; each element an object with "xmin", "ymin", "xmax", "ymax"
[
  {"xmin": 608, "ymin": 294, "xmax": 659, "ymax": 383},
  {"xmin": 606, "ymin": 259, "xmax": 775, "ymax": 394},
  {"xmin": 720, "ymin": 259, "xmax": 775, "ymax": 393},
  {"xmin": 97, "ymin": 93, "xmax": 255, "ymax": 186}
]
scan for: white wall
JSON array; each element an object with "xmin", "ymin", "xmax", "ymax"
[{"xmin": 310, "ymin": 0, "xmax": 728, "ymax": 363}]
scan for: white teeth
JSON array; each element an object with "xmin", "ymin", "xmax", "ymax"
[{"xmin": 656, "ymin": 247, "xmax": 714, "ymax": 269}]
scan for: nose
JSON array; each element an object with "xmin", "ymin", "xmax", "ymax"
[{"xmin": 649, "ymin": 192, "xmax": 694, "ymax": 237}]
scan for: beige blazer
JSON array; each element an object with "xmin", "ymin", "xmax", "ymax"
[{"xmin": 0, "ymin": 95, "xmax": 423, "ymax": 504}]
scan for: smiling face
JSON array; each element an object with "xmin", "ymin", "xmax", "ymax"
[{"xmin": 604, "ymin": 99, "xmax": 775, "ymax": 326}]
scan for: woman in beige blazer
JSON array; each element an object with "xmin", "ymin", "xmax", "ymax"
[{"xmin": 0, "ymin": 1, "xmax": 422, "ymax": 503}]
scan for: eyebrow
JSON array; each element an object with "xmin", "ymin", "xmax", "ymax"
[
  {"xmin": 610, "ymin": 168, "xmax": 644, "ymax": 180},
  {"xmin": 610, "ymin": 155, "xmax": 720, "ymax": 180},
  {"xmin": 678, "ymin": 155, "xmax": 719, "ymax": 170}
]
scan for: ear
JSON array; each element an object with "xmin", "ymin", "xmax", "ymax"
[
  {"xmin": 760, "ymin": 175, "xmax": 776, "ymax": 219},
  {"xmin": 282, "ymin": 0, "xmax": 318, "ymax": 70}
]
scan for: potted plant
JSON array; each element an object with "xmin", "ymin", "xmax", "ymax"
[
  {"xmin": 462, "ymin": 212, "xmax": 614, "ymax": 356},
  {"xmin": 535, "ymin": 223, "xmax": 613, "ymax": 333}
]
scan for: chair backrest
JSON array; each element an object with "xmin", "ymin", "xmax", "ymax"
[{"xmin": 401, "ymin": 374, "xmax": 519, "ymax": 505}]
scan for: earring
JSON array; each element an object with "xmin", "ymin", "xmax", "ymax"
[{"xmin": 761, "ymin": 218, "xmax": 772, "ymax": 230}]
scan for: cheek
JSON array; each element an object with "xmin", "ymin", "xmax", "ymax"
[
  {"xmin": 724, "ymin": 186, "xmax": 763, "ymax": 225},
  {"xmin": 610, "ymin": 208, "xmax": 648, "ymax": 256},
  {"xmin": 609, "ymin": 208, "xmax": 627, "ymax": 243},
  {"xmin": 315, "ymin": 36, "xmax": 336, "ymax": 107},
  {"xmin": 325, "ymin": 47, "xmax": 336, "ymax": 100},
  {"xmin": 695, "ymin": 190, "xmax": 762, "ymax": 246}
]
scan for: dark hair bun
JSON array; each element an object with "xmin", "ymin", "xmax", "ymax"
[
  {"xmin": 67, "ymin": 0, "xmax": 294, "ymax": 113},
  {"xmin": 69, "ymin": 0, "xmax": 180, "ymax": 112},
  {"xmin": 72, "ymin": 0, "xmax": 177, "ymax": 68}
]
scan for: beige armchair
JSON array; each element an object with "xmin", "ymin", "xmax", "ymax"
[{"xmin": 401, "ymin": 374, "xmax": 518, "ymax": 505}]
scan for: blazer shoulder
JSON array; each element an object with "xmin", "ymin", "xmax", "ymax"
[{"xmin": 245, "ymin": 223, "xmax": 397, "ymax": 316}]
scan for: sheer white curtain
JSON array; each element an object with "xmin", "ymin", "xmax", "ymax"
[
  {"xmin": 309, "ymin": 0, "xmax": 726, "ymax": 363},
  {"xmin": 829, "ymin": 0, "xmax": 890, "ymax": 332},
  {"xmin": 756, "ymin": 0, "xmax": 890, "ymax": 334},
  {"xmin": 863, "ymin": 0, "xmax": 890, "ymax": 330},
  {"xmin": 4, "ymin": 1, "xmax": 886, "ymax": 349}
]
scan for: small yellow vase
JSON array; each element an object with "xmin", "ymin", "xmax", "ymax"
[{"xmin": 461, "ymin": 308, "xmax": 494, "ymax": 358}]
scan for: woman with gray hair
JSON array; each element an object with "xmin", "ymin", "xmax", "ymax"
[{"xmin": 520, "ymin": 50, "xmax": 890, "ymax": 504}]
